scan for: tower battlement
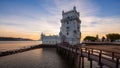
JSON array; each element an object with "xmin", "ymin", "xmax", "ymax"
[{"xmin": 62, "ymin": 6, "xmax": 79, "ymax": 19}]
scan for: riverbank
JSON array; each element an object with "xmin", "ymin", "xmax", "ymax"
[{"xmin": 83, "ymin": 42, "xmax": 120, "ymax": 45}]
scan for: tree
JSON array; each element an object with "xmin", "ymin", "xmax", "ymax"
[
  {"xmin": 101, "ymin": 36, "xmax": 105, "ymax": 42},
  {"xmin": 84, "ymin": 36, "xmax": 97, "ymax": 42},
  {"xmin": 96, "ymin": 34, "xmax": 99, "ymax": 41},
  {"xmin": 96, "ymin": 34, "xmax": 99, "ymax": 39},
  {"xmin": 106, "ymin": 33, "xmax": 120, "ymax": 42}
]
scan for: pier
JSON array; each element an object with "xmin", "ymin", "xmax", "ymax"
[{"xmin": 56, "ymin": 43, "xmax": 120, "ymax": 68}]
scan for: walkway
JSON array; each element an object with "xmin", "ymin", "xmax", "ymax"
[{"xmin": 57, "ymin": 44, "xmax": 120, "ymax": 68}]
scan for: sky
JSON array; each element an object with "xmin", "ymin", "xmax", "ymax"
[{"xmin": 0, "ymin": 0, "xmax": 120, "ymax": 40}]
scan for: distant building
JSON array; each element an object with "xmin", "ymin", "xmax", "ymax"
[
  {"xmin": 41, "ymin": 6, "xmax": 81, "ymax": 45},
  {"xmin": 41, "ymin": 33, "xmax": 60, "ymax": 45}
]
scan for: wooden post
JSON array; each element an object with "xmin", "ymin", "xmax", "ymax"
[
  {"xmin": 67, "ymin": 50, "xmax": 69, "ymax": 58},
  {"xmin": 80, "ymin": 48, "xmax": 84, "ymax": 68},
  {"xmin": 81, "ymin": 56, "xmax": 84, "ymax": 68},
  {"xmin": 68, "ymin": 48, "xmax": 70, "ymax": 60},
  {"xmin": 85, "ymin": 48, "xmax": 87, "ymax": 52},
  {"xmin": 116, "ymin": 58, "xmax": 119, "ymax": 68},
  {"xmin": 88, "ymin": 49, "xmax": 90, "ymax": 60},
  {"xmin": 90, "ymin": 59, "xmax": 92, "ymax": 68},
  {"xmin": 99, "ymin": 50, "xmax": 103, "ymax": 68},
  {"xmin": 72, "ymin": 46, "xmax": 73, "ymax": 53},
  {"xmin": 112, "ymin": 52, "xmax": 114, "ymax": 60},
  {"xmin": 81, "ymin": 48, "xmax": 83, "ymax": 57},
  {"xmin": 79, "ymin": 56, "xmax": 81, "ymax": 68},
  {"xmin": 88, "ymin": 49, "xmax": 92, "ymax": 68},
  {"xmin": 76, "ymin": 48, "xmax": 77, "ymax": 54},
  {"xmin": 91, "ymin": 49, "xmax": 93, "ymax": 54},
  {"xmin": 99, "ymin": 50, "xmax": 102, "ymax": 63},
  {"xmin": 71, "ymin": 46, "xmax": 74, "ymax": 64}
]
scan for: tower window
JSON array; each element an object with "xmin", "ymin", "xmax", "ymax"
[
  {"xmin": 67, "ymin": 22, "xmax": 69, "ymax": 24},
  {"xmin": 67, "ymin": 32, "xmax": 69, "ymax": 35},
  {"xmin": 77, "ymin": 26, "xmax": 79, "ymax": 29},
  {"xmin": 73, "ymin": 30, "xmax": 77, "ymax": 34},
  {"xmin": 66, "ymin": 27, "xmax": 69, "ymax": 29}
]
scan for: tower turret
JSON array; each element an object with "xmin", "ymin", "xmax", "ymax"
[{"xmin": 73, "ymin": 6, "xmax": 76, "ymax": 10}]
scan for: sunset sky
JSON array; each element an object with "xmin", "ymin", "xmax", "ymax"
[{"xmin": 0, "ymin": 0, "xmax": 120, "ymax": 40}]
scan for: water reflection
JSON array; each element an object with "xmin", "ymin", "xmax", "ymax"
[
  {"xmin": 0, "ymin": 41, "xmax": 41, "ymax": 52},
  {"xmin": 0, "ymin": 48, "xmax": 72, "ymax": 68},
  {"xmin": 0, "ymin": 41, "xmax": 100, "ymax": 68}
]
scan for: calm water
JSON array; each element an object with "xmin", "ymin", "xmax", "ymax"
[
  {"xmin": 0, "ymin": 41, "xmax": 99, "ymax": 68},
  {"xmin": 0, "ymin": 41, "xmax": 41, "ymax": 52}
]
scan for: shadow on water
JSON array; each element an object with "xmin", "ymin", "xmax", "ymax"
[
  {"xmin": 42, "ymin": 48, "xmax": 76, "ymax": 68},
  {"xmin": 55, "ymin": 49, "xmax": 77, "ymax": 68}
]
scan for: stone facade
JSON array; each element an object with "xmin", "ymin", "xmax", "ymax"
[
  {"xmin": 41, "ymin": 33, "xmax": 60, "ymax": 45},
  {"xmin": 41, "ymin": 6, "xmax": 81, "ymax": 45},
  {"xmin": 59, "ymin": 6, "xmax": 81, "ymax": 45}
]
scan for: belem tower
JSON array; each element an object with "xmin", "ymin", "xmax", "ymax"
[{"xmin": 41, "ymin": 6, "xmax": 81, "ymax": 45}]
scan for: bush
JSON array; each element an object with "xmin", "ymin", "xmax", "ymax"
[{"xmin": 84, "ymin": 36, "xmax": 97, "ymax": 42}]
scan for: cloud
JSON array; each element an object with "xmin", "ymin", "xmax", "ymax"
[
  {"xmin": 0, "ymin": 10, "xmax": 63, "ymax": 36},
  {"xmin": 0, "ymin": 0, "xmax": 120, "ymax": 40},
  {"xmin": 45, "ymin": 0, "xmax": 98, "ymax": 16},
  {"xmin": 81, "ymin": 16, "xmax": 120, "ymax": 34}
]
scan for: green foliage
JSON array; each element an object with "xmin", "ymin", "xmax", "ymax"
[
  {"xmin": 84, "ymin": 36, "xmax": 97, "ymax": 42},
  {"xmin": 101, "ymin": 36, "xmax": 105, "ymax": 42},
  {"xmin": 106, "ymin": 33, "xmax": 120, "ymax": 42},
  {"xmin": 96, "ymin": 34, "xmax": 99, "ymax": 39}
]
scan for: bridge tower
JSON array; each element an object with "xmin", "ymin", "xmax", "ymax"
[{"xmin": 59, "ymin": 6, "xmax": 81, "ymax": 45}]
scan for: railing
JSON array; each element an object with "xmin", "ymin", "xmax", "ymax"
[
  {"xmin": 81, "ymin": 47, "xmax": 120, "ymax": 68},
  {"xmin": 57, "ymin": 44, "xmax": 120, "ymax": 68}
]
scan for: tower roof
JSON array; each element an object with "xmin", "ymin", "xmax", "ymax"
[{"xmin": 62, "ymin": 6, "xmax": 77, "ymax": 14}]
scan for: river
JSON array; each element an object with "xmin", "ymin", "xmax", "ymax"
[{"xmin": 0, "ymin": 41, "xmax": 99, "ymax": 68}]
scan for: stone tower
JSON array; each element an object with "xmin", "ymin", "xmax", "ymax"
[{"xmin": 59, "ymin": 6, "xmax": 81, "ymax": 45}]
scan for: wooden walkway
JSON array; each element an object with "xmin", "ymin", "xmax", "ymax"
[{"xmin": 57, "ymin": 44, "xmax": 120, "ymax": 68}]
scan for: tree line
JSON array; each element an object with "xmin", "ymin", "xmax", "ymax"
[
  {"xmin": 0, "ymin": 37, "xmax": 33, "ymax": 41},
  {"xmin": 83, "ymin": 33, "xmax": 120, "ymax": 42}
]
